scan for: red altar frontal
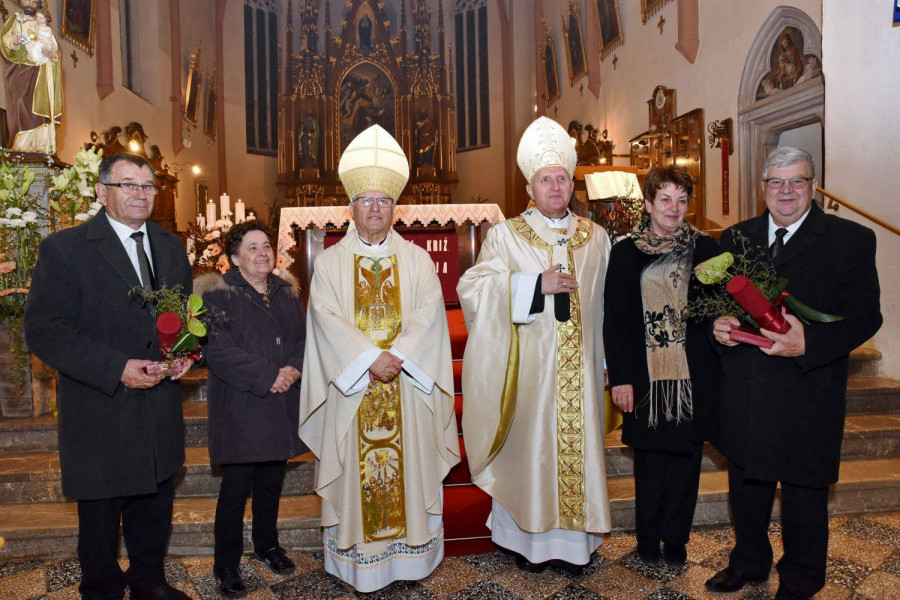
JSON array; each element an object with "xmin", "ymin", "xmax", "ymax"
[{"xmin": 277, "ymin": 203, "xmax": 505, "ymax": 554}]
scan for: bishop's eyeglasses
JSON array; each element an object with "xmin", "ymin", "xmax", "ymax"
[{"xmin": 353, "ymin": 196, "xmax": 394, "ymax": 207}]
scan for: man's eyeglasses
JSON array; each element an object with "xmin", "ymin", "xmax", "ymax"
[
  {"xmin": 353, "ymin": 196, "xmax": 393, "ymax": 207},
  {"xmin": 764, "ymin": 177, "xmax": 813, "ymax": 190},
  {"xmin": 101, "ymin": 182, "xmax": 160, "ymax": 196}
]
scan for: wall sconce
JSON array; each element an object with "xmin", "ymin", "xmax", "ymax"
[{"xmin": 169, "ymin": 162, "xmax": 202, "ymax": 177}]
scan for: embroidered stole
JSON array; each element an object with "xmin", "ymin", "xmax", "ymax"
[
  {"xmin": 354, "ymin": 254, "xmax": 407, "ymax": 542},
  {"xmin": 511, "ymin": 211, "xmax": 593, "ymax": 530}
]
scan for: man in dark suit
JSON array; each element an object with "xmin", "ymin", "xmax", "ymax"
[
  {"xmin": 705, "ymin": 147, "xmax": 882, "ymax": 600},
  {"xmin": 25, "ymin": 153, "xmax": 193, "ymax": 600}
]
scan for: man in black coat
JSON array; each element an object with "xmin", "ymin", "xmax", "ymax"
[
  {"xmin": 24, "ymin": 153, "xmax": 193, "ymax": 600},
  {"xmin": 705, "ymin": 147, "xmax": 882, "ymax": 600}
]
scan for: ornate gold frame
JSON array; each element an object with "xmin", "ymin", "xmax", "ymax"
[
  {"xmin": 542, "ymin": 21, "xmax": 561, "ymax": 104},
  {"xmin": 61, "ymin": 0, "xmax": 96, "ymax": 56},
  {"xmin": 203, "ymin": 67, "xmax": 217, "ymax": 139},
  {"xmin": 592, "ymin": 0, "xmax": 624, "ymax": 60},
  {"xmin": 641, "ymin": 0, "xmax": 674, "ymax": 25},
  {"xmin": 561, "ymin": 0, "xmax": 587, "ymax": 87},
  {"xmin": 183, "ymin": 44, "xmax": 202, "ymax": 126}
]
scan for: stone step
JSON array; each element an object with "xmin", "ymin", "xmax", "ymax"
[
  {"xmin": 3, "ymin": 414, "xmax": 897, "ymax": 504},
  {"xmin": 1, "ymin": 457, "xmax": 897, "ymax": 559},
  {"xmin": 847, "ymin": 377, "xmax": 900, "ymax": 414},
  {"xmin": 849, "ymin": 347, "xmax": 882, "ymax": 377},
  {"xmin": 0, "ymin": 447, "xmax": 316, "ymax": 504}
]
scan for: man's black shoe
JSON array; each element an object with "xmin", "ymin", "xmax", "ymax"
[
  {"xmin": 636, "ymin": 543, "xmax": 662, "ymax": 565},
  {"xmin": 705, "ymin": 567, "xmax": 768, "ymax": 593},
  {"xmin": 550, "ymin": 559, "xmax": 585, "ymax": 576},
  {"xmin": 253, "ymin": 546, "xmax": 296, "ymax": 575},
  {"xmin": 663, "ymin": 543, "xmax": 687, "ymax": 568},
  {"xmin": 130, "ymin": 583, "xmax": 193, "ymax": 600},
  {"xmin": 213, "ymin": 566, "xmax": 247, "ymax": 599},
  {"xmin": 514, "ymin": 553, "xmax": 548, "ymax": 573}
]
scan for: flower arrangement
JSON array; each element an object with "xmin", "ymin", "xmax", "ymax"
[
  {"xmin": 133, "ymin": 284, "xmax": 222, "ymax": 375},
  {"xmin": 0, "ymin": 151, "xmax": 46, "ymax": 393},
  {"xmin": 47, "ymin": 146, "xmax": 103, "ymax": 228},
  {"xmin": 181, "ymin": 220, "xmax": 232, "ymax": 277},
  {"xmin": 689, "ymin": 229, "xmax": 841, "ymax": 329}
]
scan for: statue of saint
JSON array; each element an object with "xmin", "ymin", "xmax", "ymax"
[
  {"xmin": 1, "ymin": 1, "xmax": 62, "ymax": 154},
  {"xmin": 414, "ymin": 111, "xmax": 436, "ymax": 167}
]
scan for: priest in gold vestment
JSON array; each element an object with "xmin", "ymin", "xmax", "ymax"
[
  {"xmin": 458, "ymin": 117, "xmax": 612, "ymax": 574},
  {"xmin": 299, "ymin": 125, "xmax": 459, "ymax": 593}
]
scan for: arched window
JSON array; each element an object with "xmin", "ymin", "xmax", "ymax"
[
  {"xmin": 454, "ymin": 0, "xmax": 489, "ymax": 151},
  {"xmin": 244, "ymin": 1, "xmax": 279, "ymax": 155}
]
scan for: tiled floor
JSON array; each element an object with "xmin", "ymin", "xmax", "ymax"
[{"xmin": 1, "ymin": 512, "xmax": 899, "ymax": 599}]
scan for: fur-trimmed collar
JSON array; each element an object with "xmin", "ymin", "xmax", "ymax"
[{"xmin": 194, "ymin": 270, "xmax": 301, "ymax": 297}]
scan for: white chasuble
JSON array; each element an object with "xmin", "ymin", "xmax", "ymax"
[
  {"xmin": 299, "ymin": 229, "xmax": 459, "ymax": 592},
  {"xmin": 457, "ymin": 211, "xmax": 612, "ymax": 561}
]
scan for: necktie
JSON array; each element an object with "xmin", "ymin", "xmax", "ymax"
[
  {"xmin": 770, "ymin": 227, "xmax": 788, "ymax": 260},
  {"xmin": 130, "ymin": 231, "xmax": 156, "ymax": 290}
]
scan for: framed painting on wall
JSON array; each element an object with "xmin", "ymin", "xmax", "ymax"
[
  {"xmin": 183, "ymin": 46, "xmax": 202, "ymax": 125},
  {"xmin": 543, "ymin": 39, "xmax": 561, "ymax": 104},
  {"xmin": 338, "ymin": 62, "xmax": 395, "ymax": 151},
  {"xmin": 561, "ymin": 0, "xmax": 587, "ymax": 86},
  {"xmin": 61, "ymin": 0, "xmax": 96, "ymax": 56},
  {"xmin": 640, "ymin": 0, "xmax": 674, "ymax": 24},
  {"xmin": 203, "ymin": 71, "xmax": 217, "ymax": 139},
  {"xmin": 593, "ymin": 0, "xmax": 623, "ymax": 60}
]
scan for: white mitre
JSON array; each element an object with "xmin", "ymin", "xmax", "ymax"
[
  {"xmin": 338, "ymin": 124, "xmax": 410, "ymax": 202},
  {"xmin": 516, "ymin": 116, "xmax": 578, "ymax": 183}
]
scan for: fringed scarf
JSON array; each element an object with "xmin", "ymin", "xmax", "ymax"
[{"xmin": 632, "ymin": 216, "xmax": 702, "ymax": 427}]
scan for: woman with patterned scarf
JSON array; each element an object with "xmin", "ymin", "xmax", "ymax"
[{"xmin": 603, "ymin": 166, "xmax": 720, "ymax": 568}]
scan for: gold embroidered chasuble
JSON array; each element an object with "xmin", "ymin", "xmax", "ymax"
[
  {"xmin": 458, "ymin": 212, "xmax": 612, "ymax": 534},
  {"xmin": 299, "ymin": 229, "xmax": 460, "ymax": 551}
]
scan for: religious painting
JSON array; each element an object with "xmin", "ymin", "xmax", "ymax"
[
  {"xmin": 61, "ymin": 0, "xmax": 95, "ymax": 56},
  {"xmin": 183, "ymin": 46, "xmax": 202, "ymax": 125},
  {"xmin": 756, "ymin": 27, "xmax": 822, "ymax": 100},
  {"xmin": 561, "ymin": 0, "xmax": 587, "ymax": 86},
  {"xmin": 640, "ymin": 0, "xmax": 674, "ymax": 25},
  {"xmin": 297, "ymin": 110, "xmax": 320, "ymax": 169},
  {"xmin": 203, "ymin": 73, "xmax": 217, "ymax": 139},
  {"xmin": 593, "ymin": 0, "xmax": 623, "ymax": 60},
  {"xmin": 357, "ymin": 5, "xmax": 375, "ymax": 53},
  {"xmin": 339, "ymin": 62, "xmax": 395, "ymax": 151},
  {"xmin": 542, "ymin": 37, "xmax": 560, "ymax": 104},
  {"xmin": 194, "ymin": 180, "xmax": 208, "ymax": 217}
]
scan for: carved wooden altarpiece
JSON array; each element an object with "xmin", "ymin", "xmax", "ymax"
[
  {"xmin": 88, "ymin": 123, "xmax": 180, "ymax": 232},
  {"xmin": 279, "ymin": 0, "xmax": 458, "ymax": 206}
]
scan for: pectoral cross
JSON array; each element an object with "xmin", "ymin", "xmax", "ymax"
[{"xmin": 70, "ymin": 51, "xmax": 78, "ymax": 68}]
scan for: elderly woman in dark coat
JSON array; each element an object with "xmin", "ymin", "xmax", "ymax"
[
  {"xmin": 197, "ymin": 220, "xmax": 307, "ymax": 599},
  {"xmin": 603, "ymin": 166, "xmax": 720, "ymax": 568}
]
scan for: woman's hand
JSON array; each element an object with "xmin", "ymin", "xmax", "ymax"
[
  {"xmin": 611, "ymin": 384, "xmax": 634, "ymax": 413},
  {"xmin": 270, "ymin": 365, "xmax": 301, "ymax": 394}
]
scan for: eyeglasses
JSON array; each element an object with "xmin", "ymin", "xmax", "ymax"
[
  {"xmin": 353, "ymin": 196, "xmax": 393, "ymax": 207},
  {"xmin": 764, "ymin": 177, "xmax": 813, "ymax": 190},
  {"xmin": 101, "ymin": 182, "xmax": 160, "ymax": 195}
]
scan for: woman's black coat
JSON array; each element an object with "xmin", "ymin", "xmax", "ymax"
[
  {"xmin": 603, "ymin": 234, "xmax": 721, "ymax": 452},
  {"xmin": 200, "ymin": 269, "xmax": 308, "ymax": 465}
]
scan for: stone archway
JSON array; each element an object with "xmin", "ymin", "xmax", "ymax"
[{"xmin": 737, "ymin": 7, "xmax": 824, "ymax": 220}]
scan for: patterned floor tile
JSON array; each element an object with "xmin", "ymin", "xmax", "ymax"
[
  {"xmin": 445, "ymin": 579, "xmax": 524, "ymax": 600},
  {"xmin": 420, "ymin": 556, "xmax": 485, "ymax": 599},
  {"xmin": 164, "ymin": 558, "xmax": 191, "ymax": 583},
  {"xmin": 862, "ymin": 513, "xmax": 900, "ymax": 531},
  {"xmin": 841, "ymin": 517, "xmax": 900, "ymax": 548},
  {"xmin": 580, "ymin": 564, "xmax": 662, "ymax": 600},
  {"xmin": 828, "ymin": 532, "xmax": 893, "ymax": 569},
  {"xmin": 0, "ymin": 559, "xmax": 46, "ymax": 580},
  {"xmin": 700, "ymin": 548, "xmax": 731, "ymax": 573},
  {"xmin": 698, "ymin": 526, "xmax": 736, "ymax": 546},
  {"xmin": 46, "ymin": 584, "xmax": 82, "ymax": 600},
  {"xmin": 668, "ymin": 564, "xmax": 751, "ymax": 600},
  {"xmin": 598, "ymin": 535, "xmax": 638, "ymax": 562},
  {"xmin": 192, "ymin": 562, "xmax": 267, "ymax": 600},
  {"xmin": 43, "ymin": 559, "xmax": 80, "ymax": 593},
  {"xmin": 0, "ymin": 568, "xmax": 46, "ymax": 600},
  {"xmin": 546, "ymin": 585, "xmax": 604, "ymax": 600},
  {"xmin": 825, "ymin": 556, "xmax": 873, "ymax": 590},
  {"xmin": 878, "ymin": 551, "xmax": 900, "ymax": 578},
  {"xmin": 490, "ymin": 565, "xmax": 572, "ymax": 600},
  {"xmin": 643, "ymin": 588, "xmax": 694, "ymax": 600},
  {"xmin": 355, "ymin": 579, "xmax": 436, "ymax": 599},
  {"xmin": 269, "ymin": 570, "xmax": 351, "ymax": 599},
  {"xmin": 812, "ymin": 582, "xmax": 853, "ymax": 600},
  {"xmin": 853, "ymin": 571, "xmax": 900, "ymax": 600},
  {"xmin": 463, "ymin": 551, "xmax": 517, "ymax": 576},
  {"xmin": 618, "ymin": 551, "xmax": 684, "ymax": 584},
  {"xmin": 684, "ymin": 533, "xmax": 727, "ymax": 565}
]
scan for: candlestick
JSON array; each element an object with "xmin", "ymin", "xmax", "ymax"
[
  {"xmin": 220, "ymin": 193, "xmax": 230, "ymax": 217},
  {"xmin": 235, "ymin": 199, "xmax": 246, "ymax": 223},
  {"xmin": 206, "ymin": 199, "xmax": 216, "ymax": 226},
  {"xmin": 196, "ymin": 214, "xmax": 206, "ymax": 229}
]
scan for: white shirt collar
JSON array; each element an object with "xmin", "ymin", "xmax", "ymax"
[
  {"xmin": 357, "ymin": 231, "xmax": 389, "ymax": 252},
  {"xmin": 538, "ymin": 209, "xmax": 570, "ymax": 228},
  {"xmin": 767, "ymin": 207, "xmax": 810, "ymax": 246},
  {"xmin": 106, "ymin": 213, "xmax": 148, "ymax": 244}
]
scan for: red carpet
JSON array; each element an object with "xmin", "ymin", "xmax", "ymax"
[{"xmin": 443, "ymin": 308, "xmax": 493, "ymax": 555}]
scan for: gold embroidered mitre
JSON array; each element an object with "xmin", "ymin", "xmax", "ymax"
[
  {"xmin": 338, "ymin": 124, "xmax": 410, "ymax": 202},
  {"xmin": 516, "ymin": 116, "xmax": 577, "ymax": 184}
]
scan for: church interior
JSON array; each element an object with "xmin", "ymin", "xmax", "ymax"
[{"xmin": 0, "ymin": 0, "xmax": 899, "ymax": 598}]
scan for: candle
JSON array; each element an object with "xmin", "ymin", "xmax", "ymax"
[
  {"xmin": 235, "ymin": 199, "xmax": 246, "ymax": 223},
  {"xmin": 206, "ymin": 199, "xmax": 216, "ymax": 225},
  {"xmin": 220, "ymin": 193, "xmax": 230, "ymax": 217},
  {"xmin": 197, "ymin": 214, "xmax": 206, "ymax": 229}
]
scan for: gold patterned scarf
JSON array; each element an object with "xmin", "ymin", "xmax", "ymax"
[{"xmin": 632, "ymin": 216, "xmax": 701, "ymax": 426}]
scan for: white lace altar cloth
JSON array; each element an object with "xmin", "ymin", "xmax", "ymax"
[{"xmin": 276, "ymin": 204, "xmax": 505, "ymax": 273}]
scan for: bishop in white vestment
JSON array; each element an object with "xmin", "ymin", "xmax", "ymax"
[
  {"xmin": 457, "ymin": 117, "xmax": 612, "ymax": 573},
  {"xmin": 299, "ymin": 125, "xmax": 460, "ymax": 592}
]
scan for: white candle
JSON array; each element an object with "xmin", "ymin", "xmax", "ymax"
[
  {"xmin": 235, "ymin": 199, "xmax": 246, "ymax": 223},
  {"xmin": 206, "ymin": 199, "xmax": 216, "ymax": 225},
  {"xmin": 197, "ymin": 215, "xmax": 206, "ymax": 229},
  {"xmin": 220, "ymin": 193, "xmax": 230, "ymax": 216}
]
